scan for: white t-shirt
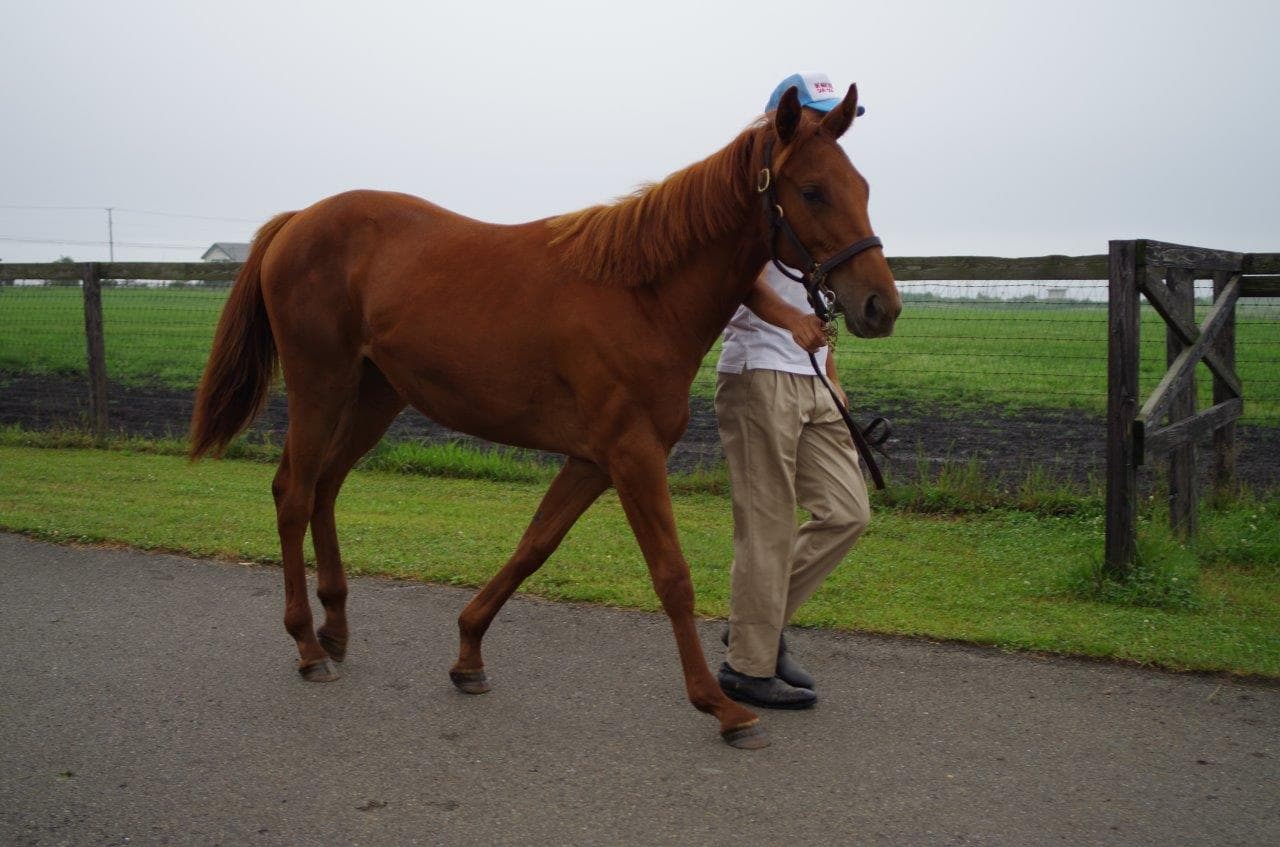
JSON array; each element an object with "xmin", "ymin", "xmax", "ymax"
[{"xmin": 716, "ymin": 264, "xmax": 829, "ymax": 375}]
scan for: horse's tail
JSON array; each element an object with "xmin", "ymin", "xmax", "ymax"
[{"xmin": 189, "ymin": 211, "xmax": 296, "ymax": 459}]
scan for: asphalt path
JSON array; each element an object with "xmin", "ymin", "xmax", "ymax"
[{"xmin": 1, "ymin": 533, "xmax": 1276, "ymax": 846}]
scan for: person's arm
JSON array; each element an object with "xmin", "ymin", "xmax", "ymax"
[{"xmin": 743, "ymin": 270, "xmax": 826, "ymax": 353}]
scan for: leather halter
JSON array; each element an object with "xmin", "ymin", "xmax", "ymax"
[
  {"xmin": 757, "ymin": 135, "xmax": 883, "ymax": 323},
  {"xmin": 755, "ymin": 132, "xmax": 891, "ymax": 489}
]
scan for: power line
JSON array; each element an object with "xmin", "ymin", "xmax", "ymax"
[
  {"xmin": 0, "ymin": 235, "xmax": 207, "ymax": 250},
  {"xmin": 0, "ymin": 203, "xmax": 104, "ymax": 212},
  {"xmin": 112, "ymin": 206, "xmax": 260, "ymax": 224},
  {"xmin": 0, "ymin": 203, "xmax": 260, "ymax": 224}
]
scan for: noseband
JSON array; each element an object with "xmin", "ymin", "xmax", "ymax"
[{"xmin": 757, "ymin": 135, "xmax": 883, "ymax": 323}]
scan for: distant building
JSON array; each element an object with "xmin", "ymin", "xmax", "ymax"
[{"xmin": 201, "ymin": 242, "xmax": 251, "ymax": 262}]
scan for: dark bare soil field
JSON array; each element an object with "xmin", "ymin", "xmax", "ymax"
[{"xmin": 4, "ymin": 372, "xmax": 1278, "ymax": 492}]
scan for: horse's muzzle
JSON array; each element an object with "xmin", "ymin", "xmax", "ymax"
[{"xmin": 847, "ymin": 290, "xmax": 900, "ymax": 338}]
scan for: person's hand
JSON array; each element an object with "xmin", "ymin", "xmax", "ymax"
[{"xmin": 787, "ymin": 314, "xmax": 827, "ymax": 353}]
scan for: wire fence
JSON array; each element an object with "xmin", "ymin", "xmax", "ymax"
[
  {"xmin": 2, "ymin": 264, "xmax": 1278, "ymax": 490},
  {"xmin": 696, "ymin": 279, "xmax": 1280, "ymax": 426}
]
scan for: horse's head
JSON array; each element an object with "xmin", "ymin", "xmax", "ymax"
[{"xmin": 762, "ymin": 84, "xmax": 900, "ymax": 338}]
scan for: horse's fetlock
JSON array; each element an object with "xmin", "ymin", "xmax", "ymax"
[
  {"xmin": 689, "ymin": 692, "xmax": 720, "ymax": 716},
  {"xmin": 283, "ymin": 614, "xmax": 312, "ymax": 641},
  {"xmin": 316, "ymin": 586, "xmax": 347, "ymax": 608},
  {"xmin": 457, "ymin": 613, "xmax": 486, "ymax": 645}
]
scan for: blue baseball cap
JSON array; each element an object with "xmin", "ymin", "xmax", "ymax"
[{"xmin": 765, "ymin": 72, "xmax": 865, "ymax": 117}]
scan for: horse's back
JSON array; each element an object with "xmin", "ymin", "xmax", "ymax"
[
  {"xmin": 257, "ymin": 189, "xmax": 596, "ymax": 453},
  {"xmin": 259, "ymin": 189, "xmax": 550, "ymax": 342}
]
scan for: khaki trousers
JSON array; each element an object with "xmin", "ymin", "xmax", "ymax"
[{"xmin": 714, "ymin": 369, "xmax": 870, "ymax": 678}]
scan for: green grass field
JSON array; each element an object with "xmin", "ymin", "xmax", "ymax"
[
  {"xmin": 3, "ymin": 284, "xmax": 1279, "ymax": 422},
  {"xmin": 0, "ymin": 444, "xmax": 1276, "ymax": 677}
]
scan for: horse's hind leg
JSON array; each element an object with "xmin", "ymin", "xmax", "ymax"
[
  {"xmin": 273, "ymin": 388, "xmax": 354, "ymax": 682},
  {"xmin": 310, "ymin": 362, "xmax": 407, "ymax": 664},
  {"xmin": 450, "ymin": 456, "xmax": 609, "ymax": 694}
]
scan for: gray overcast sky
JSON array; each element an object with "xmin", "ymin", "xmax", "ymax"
[{"xmin": 2, "ymin": 0, "xmax": 1277, "ymax": 262}]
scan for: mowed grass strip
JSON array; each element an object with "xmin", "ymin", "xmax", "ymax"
[
  {"xmin": 0, "ymin": 445, "xmax": 1276, "ymax": 677},
  {"xmin": 5, "ymin": 286, "xmax": 1278, "ymax": 422}
]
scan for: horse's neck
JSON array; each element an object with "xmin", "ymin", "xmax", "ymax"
[{"xmin": 654, "ymin": 229, "xmax": 768, "ymax": 361}]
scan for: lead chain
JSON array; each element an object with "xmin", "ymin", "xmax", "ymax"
[{"xmin": 822, "ymin": 318, "xmax": 839, "ymax": 348}]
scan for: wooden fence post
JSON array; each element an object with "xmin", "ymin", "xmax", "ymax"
[
  {"xmin": 81, "ymin": 262, "xmax": 108, "ymax": 441},
  {"xmin": 1211, "ymin": 270, "xmax": 1238, "ymax": 496},
  {"xmin": 1165, "ymin": 268, "xmax": 1197, "ymax": 538},
  {"xmin": 1105, "ymin": 241, "xmax": 1140, "ymax": 577}
]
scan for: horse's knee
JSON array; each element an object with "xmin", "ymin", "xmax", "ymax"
[{"xmin": 651, "ymin": 569, "xmax": 695, "ymax": 617}]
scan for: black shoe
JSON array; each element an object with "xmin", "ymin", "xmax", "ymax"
[
  {"xmin": 717, "ymin": 662, "xmax": 817, "ymax": 710},
  {"xmin": 720, "ymin": 627, "xmax": 816, "ymax": 691},
  {"xmin": 776, "ymin": 636, "xmax": 816, "ymax": 691}
]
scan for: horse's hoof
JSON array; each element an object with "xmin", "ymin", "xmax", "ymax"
[
  {"xmin": 721, "ymin": 722, "xmax": 770, "ymax": 749},
  {"xmin": 449, "ymin": 668, "xmax": 490, "ymax": 695},
  {"xmin": 318, "ymin": 632, "xmax": 347, "ymax": 663},
  {"xmin": 299, "ymin": 659, "xmax": 339, "ymax": 683}
]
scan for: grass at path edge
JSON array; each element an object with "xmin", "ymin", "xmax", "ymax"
[{"xmin": 0, "ymin": 444, "xmax": 1276, "ymax": 678}]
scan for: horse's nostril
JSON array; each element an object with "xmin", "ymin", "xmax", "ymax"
[{"xmin": 864, "ymin": 294, "xmax": 881, "ymax": 324}]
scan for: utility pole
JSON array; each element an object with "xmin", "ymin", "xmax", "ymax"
[{"xmin": 106, "ymin": 207, "xmax": 114, "ymax": 261}]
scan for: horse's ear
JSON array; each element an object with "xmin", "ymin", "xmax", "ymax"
[
  {"xmin": 820, "ymin": 83, "xmax": 859, "ymax": 139},
  {"xmin": 774, "ymin": 86, "xmax": 802, "ymax": 145}
]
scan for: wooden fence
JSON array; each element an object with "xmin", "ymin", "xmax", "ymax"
[
  {"xmin": 0, "ymin": 254, "xmax": 1119, "ymax": 443},
  {"xmin": 1105, "ymin": 240, "xmax": 1280, "ymax": 576},
  {"xmin": 4, "ymin": 249, "xmax": 1278, "ymax": 582},
  {"xmin": 0, "ymin": 261, "xmax": 244, "ymax": 438}
]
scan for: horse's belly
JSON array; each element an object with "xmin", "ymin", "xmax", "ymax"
[{"xmin": 369, "ymin": 344, "xmax": 588, "ymax": 456}]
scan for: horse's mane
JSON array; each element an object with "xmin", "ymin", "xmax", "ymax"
[{"xmin": 548, "ymin": 120, "xmax": 764, "ymax": 286}]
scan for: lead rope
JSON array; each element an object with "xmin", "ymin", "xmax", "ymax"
[{"xmin": 805, "ymin": 336, "xmax": 890, "ymax": 490}]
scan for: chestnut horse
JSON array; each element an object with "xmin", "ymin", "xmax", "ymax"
[{"xmin": 190, "ymin": 85, "xmax": 899, "ymax": 748}]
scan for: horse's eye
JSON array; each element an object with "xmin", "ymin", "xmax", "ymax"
[{"xmin": 800, "ymin": 186, "xmax": 824, "ymax": 204}]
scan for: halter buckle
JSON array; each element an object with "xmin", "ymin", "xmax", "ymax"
[{"xmin": 756, "ymin": 168, "xmax": 771, "ymax": 194}]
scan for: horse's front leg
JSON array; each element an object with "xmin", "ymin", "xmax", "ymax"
[
  {"xmin": 607, "ymin": 436, "xmax": 768, "ymax": 749},
  {"xmin": 450, "ymin": 457, "xmax": 609, "ymax": 693}
]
